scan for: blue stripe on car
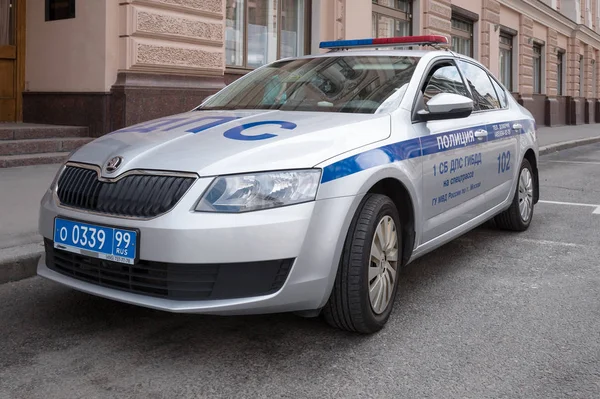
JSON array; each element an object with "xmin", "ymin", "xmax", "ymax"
[
  {"xmin": 321, "ymin": 119, "xmax": 534, "ymax": 183},
  {"xmin": 321, "ymin": 138, "xmax": 422, "ymax": 183}
]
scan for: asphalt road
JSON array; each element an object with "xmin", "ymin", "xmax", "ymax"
[{"xmin": 2, "ymin": 144, "xmax": 600, "ymax": 399}]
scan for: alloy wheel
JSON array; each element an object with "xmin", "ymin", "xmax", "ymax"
[
  {"xmin": 368, "ymin": 215, "xmax": 399, "ymax": 315},
  {"xmin": 518, "ymin": 167, "xmax": 534, "ymax": 222}
]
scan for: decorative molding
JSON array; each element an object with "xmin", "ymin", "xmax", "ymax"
[
  {"xmin": 500, "ymin": 25, "xmax": 519, "ymax": 36},
  {"xmin": 502, "ymin": 0, "xmax": 600, "ymax": 50},
  {"xmin": 131, "ymin": 31, "xmax": 222, "ymax": 47},
  {"xmin": 132, "ymin": 10, "xmax": 223, "ymax": 46},
  {"xmin": 152, "ymin": 0, "xmax": 221, "ymax": 14},
  {"xmin": 111, "ymin": 71, "xmax": 225, "ymax": 88},
  {"xmin": 137, "ymin": 11, "xmax": 223, "ymax": 40},
  {"xmin": 124, "ymin": 0, "xmax": 223, "ymax": 20},
  {"xmin": 125, "ymin": 64, "xmax": 225, "ymax": 77},
  {"xmin": 574, "ymin": 24, "xmax": 600, "ymax": 49},
  {"xmin": 451, "ymin": 4, "xmax": 480, "ymax": 21},
  {"xmin": 225, "ymin": 67, "xmax": 254, "ymax": 75},
  {"xmin": 136, "ymin": 43, "xmax": 223, "ymax": 70},
  {"xmin": 502, "ymin": 0, "xmax": 577, "ymax": 36}
]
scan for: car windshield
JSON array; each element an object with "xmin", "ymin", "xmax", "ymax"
[{"xmin": 198, "ymin": 55, "xmax": 421, "ymax": 114}]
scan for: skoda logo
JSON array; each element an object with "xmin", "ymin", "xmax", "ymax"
[{"xmin": 105, "ymin": 156, "xmax": 123, "ymax": 173}]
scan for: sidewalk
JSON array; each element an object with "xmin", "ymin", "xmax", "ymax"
[
  {"xmin": 0, "ymin": 164, "xmax": 58, "ymax": 283},
  {"xmin": 537, "ymin": 124, "xmax": 600, "ymax": 152},
  {"xmin": 1, "ymin": 124, "xmax": 600, "ymax": 284}
]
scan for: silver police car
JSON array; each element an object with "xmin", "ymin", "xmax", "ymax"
[{"xmin": 37, "ymin": 35, "xmax": 539, "ymax": 333}]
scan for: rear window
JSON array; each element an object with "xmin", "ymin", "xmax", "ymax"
[{"xmin": 199, "ymin": 55, "xmax": 421, "ymax": 114}]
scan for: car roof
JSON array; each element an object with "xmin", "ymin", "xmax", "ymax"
[
  {"xmin": 275, "ymin": 48, "xmax": 489, "ymax": 76},
  {"xmin": 282, "ymin": 48, "xmax": 481, "ymax": 65}
]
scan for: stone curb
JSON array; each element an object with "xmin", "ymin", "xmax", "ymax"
[
  {"xmin": 0, "ymin": 242, "xmax": 44, "ymax": 285},
  {"xmin": 2, "ymin": 136, "xmax": 600, "ymax": 285},
  {"xmin": 539, "ymin": 136, "xmax": 600, "ymax": 155}
]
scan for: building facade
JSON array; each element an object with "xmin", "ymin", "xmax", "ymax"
[{"xmin": 2, "ymin": 0, "xmax": 600, "ymax": 135}]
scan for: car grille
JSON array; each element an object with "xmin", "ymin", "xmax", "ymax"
[
  {"xmin": 56, "ymin": 165, "xmax": 196, "ymax": 218},
  {"xmin": 44, "ymin": 239, "xmax": 294, "ymax": 301}
]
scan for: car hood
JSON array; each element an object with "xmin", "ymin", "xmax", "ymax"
[{"xmin": 70, "ymin": 110, "xmax": 391, "ymax": 177}]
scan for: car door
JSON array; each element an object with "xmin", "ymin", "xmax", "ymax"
[
  {"xmin": 456, "ymin": 59, "xmax": 519, "ymax": 211},
  {"xmin": 412, "ymin": 58, "xmax": 493, "ymax": 244}
]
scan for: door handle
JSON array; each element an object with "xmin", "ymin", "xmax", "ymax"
[
  {"xmin": 512, "ymin": 123, "xmax": 523, "ymax": 131},
  {"xmin": 474, "ymin": 129, "xmax": 487, "ymax": 139}
]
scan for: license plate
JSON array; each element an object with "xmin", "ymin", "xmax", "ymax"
[{"xmin": 53, "ymin": 218, "xmax": 138, "ymax": 265}]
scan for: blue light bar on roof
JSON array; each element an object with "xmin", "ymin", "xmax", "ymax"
[
  {"xmin": 319, "ymin": 38, "xmax": 375, "ymax": 48},
  {"xmin": 319, "ymin": 35, "xmax": 449, "ymax": 49}
]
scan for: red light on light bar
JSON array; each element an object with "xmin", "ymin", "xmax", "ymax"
[{"xmin": 372, "ymin": 35, "xmax": 449, "ymax": 45}]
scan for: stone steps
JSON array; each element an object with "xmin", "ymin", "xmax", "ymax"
[
  {"xmin": 0, "ymin": 152, "xmax": 74, "ymax": 168},
  {"xmin": 0, "ymin": 124, "xmax": 89, "ymax": 140},
  {"xmin": 0, "ymin": 123, "xmax": 92, "ymax": 168},
  {"xmin": 0, "ymin": 137, "xmax": 92, "ymax": 156}
]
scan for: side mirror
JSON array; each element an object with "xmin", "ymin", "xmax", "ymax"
[{"xmin": 417, "ymin": 93, "xmax": 474, "ymax": 122}]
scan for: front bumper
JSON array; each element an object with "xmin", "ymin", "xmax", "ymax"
[{"xmin": 37, "ymin": 180, "xmax": 360, "ymax": 315}]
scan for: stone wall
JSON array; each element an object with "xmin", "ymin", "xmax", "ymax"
[
  {"xmin": 118, "ymin": 0, "xmax": 224, "ymax": 76},
  {"xmin": 110, "ymin": 0, "xmax": 227, "ymax": 131},
  {"xmin": 481, "ymin": 0, "xmax": 500, "ymax": 70},
  {"xmin": 567, "ymin": 38, "xmax": 581, "ymax": 97},
  {"xmin": 519, "ymin": 15, "xmax": 535, "ymax": 95},
  {"xmin": 423, "ymin": 0, "xmax": 452, "ymax": 37},
  {"xmin": 584, "ymin": 44, "xmax": 595, "ymax": 98},
  {"xmin": 547, "ymin": 29, "xmax": 559, "ymax": 97}
]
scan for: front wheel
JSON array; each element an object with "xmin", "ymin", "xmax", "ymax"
[
  {"xmin": 495, "ymin": 158, "xmax": 535, "ymax": 231},
  {"xmin": 323, "ymin": 194, "xmax": 402, "ymax": 334}
]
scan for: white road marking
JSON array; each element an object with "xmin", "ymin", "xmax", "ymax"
[
  {"xmin": 539, "ymin": 199, "xmax": 600, "ymax": 215},
  {"xmin": 517, "ymin": 238, "xmax": 585, "ymax": 248},
  {"xmin": 542, "ymin": 160, "xmax": 600, "ymax": 165},
  {"xmin": 457, "ymin": 235, "xmax": 585, "ymax": 248}
]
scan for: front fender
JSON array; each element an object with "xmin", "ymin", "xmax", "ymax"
[{"xmin": 316, "ymin": 157, "xmax": 423, "ymax": 256}]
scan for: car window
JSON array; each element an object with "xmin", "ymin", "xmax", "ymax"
[
  {"xmin": 490, "ymin": 77, "xmax": 508, "ymax": 108},
  {"xmin": 457, "ymin": 60, "xmax": 501, "ymax": 111},
  {"xmin": 198, "ymin": 55, "xmax": 421, "ymax": 114},
  {"xmin": 422, "ymin": 64, "xmax": 469, "ymax": 109}
]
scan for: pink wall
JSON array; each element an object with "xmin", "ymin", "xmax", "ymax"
[
  {"xmin": 500, "ymin": 5, "xmax": 520, "ymax": 31},
  {"xmin": 533, "ymin": 21, "xmax": 547, "ymax": 42},
  {"xmin": 25, "ymin": 0, "xmax": 116, "ymax": 92},
  {"xmin": 557, "ymin": 33, "xmax": 568, "ymax": 50},
  {"xmin": 345, "ymin": 0, "xmax": 373, "ymax": 39},
  {"xmin": 452, "ymin": 0, "xmax": 482, "ymax": 12}
]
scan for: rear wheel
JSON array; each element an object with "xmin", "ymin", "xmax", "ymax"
[
  {"xmin": 495, "ymin": 158, "xmax": 535, "ymax": 231},
  {"xmin": 323, "ymin": 194, "xmax": 402, "ymax": 334}
]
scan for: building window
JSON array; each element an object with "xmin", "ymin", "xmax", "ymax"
[
  {"xmin": 533, "ymin": 43, "xmax": 543, "ymax": 94},
  {"xmin": 372, "ymin": 0, "xmax": 412, "ymax": 38},
  {"xmin": 45, "ymin": 0, "xmax": 75, "ymax": 21},
  {"xmin": 451, "ymin": 16, "xmax": 473, "ymax": 57},
  {"xmin": 557, "ymin": 51, "xmax": 564, "ymax": 96},
  {"xmin": 225, "ymin": 0, "xmax": 307, "ymax": 69},
  {"xmin": 499, "ymin": 32, "xmax": 513, "ymax": 91},
  {"xmin": 280, "ymin": 0, "xmax": 305, "ymax": 60}
]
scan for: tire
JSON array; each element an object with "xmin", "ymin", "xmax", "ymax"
[
  {"xmin": 323, "ymin": 193, "xmax": 402, "ymax": 334},
  {"xmin": 494, "ymin": 158, "xmax": 535, "ymax": 231}
]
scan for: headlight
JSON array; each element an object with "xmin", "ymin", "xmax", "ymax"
[{"xmin": 195, "ymin": 169, "xmax": 321, "ymax": 213}]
